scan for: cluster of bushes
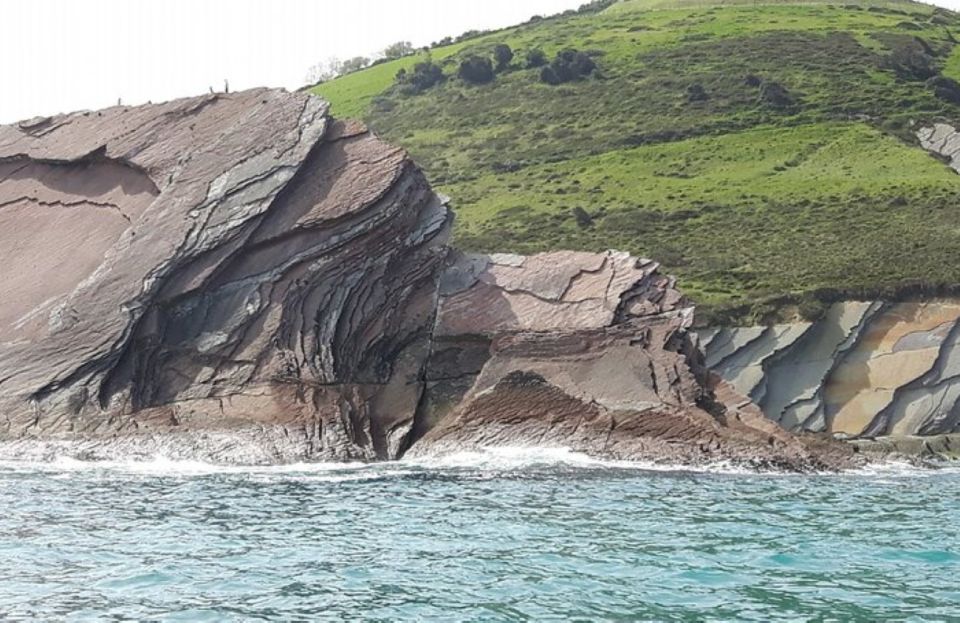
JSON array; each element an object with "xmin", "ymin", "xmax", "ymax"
[
  {"xmin": 393, "ymin": 43, "xmax": 518, "ymax": 94},
  {"xmin": 884, "ymin": 39, "xmax": 938, "ymax": 81},
  {"xmin": 395, "ymin": 61, "xmax": 446, "ymax": 95},
  {"xmin": 392, "ymin": 44, "xmax": 601, "ymax": 91},
  {"xmin": 575, "ymin": 0, "xmax": 618, "ymax": 14},
  {"xmin": 459, "ymin": 44, "xmax": 515, "ymax": 84},
  {"xmin": 879, "ymin": 35, "xmax": 960, "ymax": 106},
  {"xmin": 538, "ymin": 49, "xmax": 598, "ymax": 85},
  {"xmin": 682, "ymin": 74, "xmax": 798, "ymax": 108}
]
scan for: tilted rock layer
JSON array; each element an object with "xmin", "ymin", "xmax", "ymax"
[
  {"xmin": 0, "ymin": 89, "xmax": 450, "ymax": 462},
  {"xmin": 699, "ymin": 300, "xmax": 960, "ymax": 438},
  {"xmin": 0, "ymin": 90, "xmax": 852, "ymax": 468},
  {"xmin": 918, "ymin": 123, "xmax": 960, "ymax": 173},
  {"xmin": 411, "ymin": 251, "xmax": 854, "ymax": 470}
]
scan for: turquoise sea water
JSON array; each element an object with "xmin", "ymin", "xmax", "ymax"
[{"xmin": 1, "ymin": 448, "xmax": 958, "ymax": 622}]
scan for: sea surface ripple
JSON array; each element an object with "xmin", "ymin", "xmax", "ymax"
[{"xmin": 1, "ymin": 448, "xmax": 958, "ymax": 622}]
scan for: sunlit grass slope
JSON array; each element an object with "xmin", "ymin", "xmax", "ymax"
[{"xmin": 315, "ymin": 0, "xmax": 960, "ymax": 321}]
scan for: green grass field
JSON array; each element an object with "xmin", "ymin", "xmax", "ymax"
[{"xmin": 314, "ymin": 0, "xmax": 960, "ymax": 322}]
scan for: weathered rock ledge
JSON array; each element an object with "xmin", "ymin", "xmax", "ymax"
[
  {"xmin": 408, "ymin": 251, "xmax": 854, "ymax": 470},
  {"xmin": 699, "ymin": 300, "xmax": 960, "ymax": 440},
  {"xmin": 0, "ymin": 90, "xmax": 855, "ymax": 470}
]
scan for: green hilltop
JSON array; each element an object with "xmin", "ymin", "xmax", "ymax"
[{"xmin": 314, "ymin": 0, "xmax": 960, "ymax": 322}]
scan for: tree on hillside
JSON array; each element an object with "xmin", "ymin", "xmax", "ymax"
[
  {"xmin": 305, "ymin": 57, "xmax": 344, "ymax": 84},
  {"xmin": 459, "ymin": 56, "xmax": 495, "ymax": 85},
  {"xmin": 383, "ymin": 41, "xmax": 415, "ymax": 59},
  {"xmin": 340, "ymin": 56, "xmax": 371, "ymax": 74},
  {"xmin": 493, "ymin": 44, "xmax": 514, "ymax": 71}
]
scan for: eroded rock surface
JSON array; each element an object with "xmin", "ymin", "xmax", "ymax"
[
  {"xmin": 700, "ymin": 300, "xmax": 960, "ymax": 438},
  {"xmin": 410, "ymin": 252, "xmax": 855, "ymax": 470},
  {"xmin": 0, "ymin": 89, "xmax": 450, "ymax": 462},
  {"xmin": 918, "ymin": 123, "xmax": 960, "ymax": 172},
  {"xmin": 0, "ymin": 91, "xmax": 853, "ymax": 469}
]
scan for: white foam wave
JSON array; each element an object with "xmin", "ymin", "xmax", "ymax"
[
  {"xmin": 0, "ymin": 454, "xmax": 373, "ymax": 477},
  {"xmin": 841, "ymin": 459, "xmax": 960, "ymax": 479},
  {"xmin": 0, "ymin": 446, "xmax": 754, "ymax": 477},
  {"xmin": 401, "ymin": 446, "xmax": 773, "ymax": 475},
  {"xmin": 0, "ymin": 445, "xmax": 954, "ymax": 479}
]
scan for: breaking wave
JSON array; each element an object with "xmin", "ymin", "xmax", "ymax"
[{"xmin": 0, "ymin": 445, "xmax": 953, "ymax": 480}]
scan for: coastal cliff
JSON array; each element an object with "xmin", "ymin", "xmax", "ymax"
[
  {"xmin": 0, "ymin": 90, "xmax": 852, "ymax": 469},
  {"xmin": 0, "ymin": 89, "xmax": 450, "ymax": 462},
  {"xmin": 410, "ymin": 251, "xmax": 850, "ymax": 469},
  {"xmin": 700, "ymin": 300, "xmax": 960, "ymax": 439}
]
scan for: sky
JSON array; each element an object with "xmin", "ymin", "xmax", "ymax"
[
  {"xmin": 1, "ymin": 0, "xmax": 959, "ymax": 123},
  {"xmin": 0, "ymin": 0, "xmax": 585, "ymax": 123}
]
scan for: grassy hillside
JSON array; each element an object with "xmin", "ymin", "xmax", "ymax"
[{"xmin": 314, "ymin": 0, "xmax": 960, "ymax": 322}]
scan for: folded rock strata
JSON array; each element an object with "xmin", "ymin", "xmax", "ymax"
[
  {"xmin": 0, "ymin": 90, "xmax": 853, "ymax": 469},
  {"xmin": 699, "ymin": 300, "xmax": 960, "ymax": 438},
  {"xmin": 0, "ymin": 89, "xmax": 450, "ymax": 462},
  {"xmin": 409, "ymin": 251, "xmax": 855, "ymax": 470}
]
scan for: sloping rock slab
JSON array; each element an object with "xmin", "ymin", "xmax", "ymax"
[
  {"xmin": 409, "ymin": 252, "xmax": 856, "ymax": 471},
  {"xmin": 0, "ymin": 89, "xmax": 450, "ymax": 462}
]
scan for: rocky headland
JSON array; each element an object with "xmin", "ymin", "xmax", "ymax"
[{"xmin": 0, "ymin": 89, "xmax": 864, "ymax": 469}]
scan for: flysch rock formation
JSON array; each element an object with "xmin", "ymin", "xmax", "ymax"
[
  {"xmin": 918, "ymin": 123, "xmax": 960, "ymax": 172},
  {"xmin": 0, "ymin": 89, "xmax": 450, "ymax": 463},
  {"xmin": 699, "ymin": 300, "xmax": 960, "ymax": 439},
  {"xmin": 409, "ymin": 251, "xmax": 855, "ymax": 470},
  {"xmin": 0, "ymin": 89, "xmax": 854, "ymax": 469}
]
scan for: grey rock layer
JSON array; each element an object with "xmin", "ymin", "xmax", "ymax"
[
  {"xmin": 699, "ymin": 300, "xmax": 960, "ymax": 438},
  {"xmin": 0, "ymin": 90, "xmax": 853, "ymax": 469},
  {"xmin": 411, "ymin": 251, "xmax": 855, "ymax": 471},
  {"xmin": 0, "ymin": 89, "xmax": 450, "ymax": 462},
  {"xmin": 918, "ymin": 123, "xmax": 960, "ymax": 172}
]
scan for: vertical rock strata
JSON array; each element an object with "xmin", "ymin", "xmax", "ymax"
[
  {"xmin": 0, "ymin": 90, "xmax": 853, "ymax": 468},
  {"xmin": 700, "ymin": 301, "xmax": 960, "ymax": 438}
]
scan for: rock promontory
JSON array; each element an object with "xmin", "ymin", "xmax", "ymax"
[{"xmin": 0, "ymin": 89, "xmax": 853, "ymax": 469}]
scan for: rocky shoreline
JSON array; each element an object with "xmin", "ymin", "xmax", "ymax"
[{"xmin": 0, "ymin": 89, "xmax": 941, "ymax": 471}]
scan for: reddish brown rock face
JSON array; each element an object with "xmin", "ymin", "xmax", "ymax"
[
  {"xmin": 0, "ymin": 90, "xmax": 852, "ymax": 469},
  {"xmin": 411, "ymin": 251, "xmax": 856, "ymax": 471},
  {"xmin": 0, "ymin": 89, "xmax": 450, "ymax": 462}
]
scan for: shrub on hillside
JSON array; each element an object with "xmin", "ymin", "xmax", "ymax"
[
  {"xmin": 493, "ymin": 44, "xmax": 514, "ymax": 71},
  {"xmin": 459, "ymin": 56, "xmax": 495, "ymax": 84},
  {"xmin": 686, "ymin": 83, "xmax": 709, "ymax": 102},
  {"xmin": 884, "ymin": 42, "xmax": 937, "ymax": 81},
  {"xmin": 572, "ymin": 207, "xmax": 594, "ymax": 228},
  {"xmin": 758, "ymin": 81, "xmax": 796, "ymax": 107},
  {"xmin": 395, "ymin": 61, "xmax": 445, "ymax": 95},
  {"xmin": 928, "ymin": 75, "xmax": 960, "ymax": 104},
  {"xmin": 526, "ymin": 48, "xmax": 548, "ymax": 68},
  {"xmin": 538, "ymin": 49, "xmax": 597, "ymax": 85}
]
